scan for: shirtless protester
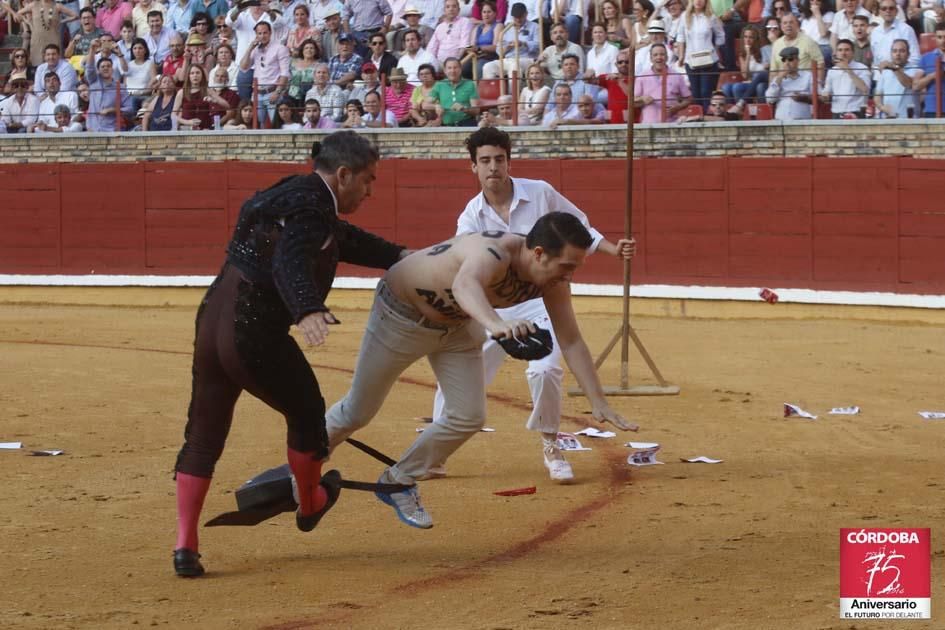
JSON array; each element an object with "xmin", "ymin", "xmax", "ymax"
[{"xmin": 325, "ymin": 212, "xmax": 639, "ymax": 529}]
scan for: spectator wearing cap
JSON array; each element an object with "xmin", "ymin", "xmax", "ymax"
[
  {"xmin": 320, "ymin": 9, "xmax": 344, "ymax": 58},
  {"xmin": 227, "ymin": 0, "xmax": 275, "ymax": 98},
  {"xmin": 634, "ymin": 43, "xmax": 692, "ymax": 122},
  {"xmin": 302, "ymin": 98, "xmax": 338, "ymax": 128},
  {"xmin": 310, "ymin": 0, "xmax": 344, "ymax": 30},
  {"xmin": 1, "ymin": 72, "xmax": 40, "ymax": 133},
  {"xmin": 914, "ymin": 22, "xmax": 945, "ymax": 117},
  {"xmin": 304, "ymin": 62, "xmax": 347, "ymax": 119},
  {"xmin": 396, "ymin": 28, "xmax": 440, "ymax": 82},
  {"xmin": 349, "ymin": 61, "xmax": 382, "ymax": 102},
  {"xmin": 586, "ymin": 22, "xmax": 618, "ymax": 78},
  {"xmin": 31, "ymin": 73, "xmax": 80, "ymax": 133},
  {"xmin": 429, "ymin": 56, "xmax": 480, "ymax": 125},
  {"xmin": 342, "ymin": 0, "xmax": 392, "ymax": 56},
  {"xmin": 240, "ymin": 21, "xmax": 290, "ymax": 124},
  {"xmin": 821, "ymin": 38, "xmax": 870, "ymax": 116},
  {"xmin": 770, "ymin": 13, "xmax": 825, "ymax": 83},
  {"xmin": 86, "ymin": 56, "xmax": 134, "ymax": 131},
  {"xmin": 384, "ymin": 67, "xmax": 416, "ymax": 125},
  {"xmin": 829, "ymin": 0, "xmax": 870, "ymax": 48},
  {"xmin": 33, "ymin": 104, "xmax": 84, "ymax": 133},
  {"xmin": 482, "ymin": 2, "xmax": 539, "ymax": 79},
  {"xmin": 96, "ymin": 0, "xmax": 133, "ymax": 38},
  {"xmin": 388, "ymin": 5, "xmax": 434, "ymax": 52},
  {"xmin": 874, "ymin": 38, "xmax": 920, "ymax": 118},
  {"xmin": 429, "ymin": 0, "xmax": 474, "ymax": 65},
  {"xmin": 635, "ymin": 17, "xmax": 677, "ymax": 77},
  {"xmin": 765, "ymin": 45, "xmax": 813, "ymax": 119},
  {"xmin": 870, "ymin": 0, "xmax": 919, "ymax": 67},
  {"xmin": 329, "ymin": 34, "xmax": 365, "ymax": 89},
  {"xmin": 366, "ymin": 32, "xmax": 399, "ymax": 80},
  {"xmin": 33, "ymin": 44, "xmax": 79, "ymax": 98}
]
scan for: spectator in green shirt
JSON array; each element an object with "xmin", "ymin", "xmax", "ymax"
[{"xmin": 429, "ymin": 57, "xmax": 480, "ymax": 126}]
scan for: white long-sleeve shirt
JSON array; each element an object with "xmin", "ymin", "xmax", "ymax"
[
  {"xmin": 456, "ymin": 177, "xmax": 604, "ymax": 252},
  {"xmin": 765, "ymin": 71, "xmax": 813, "ymax": 120}
]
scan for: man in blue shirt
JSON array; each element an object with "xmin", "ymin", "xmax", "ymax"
[{"xmin": 915, "ymin": 23, "xmax": 945, "ymax": 117}]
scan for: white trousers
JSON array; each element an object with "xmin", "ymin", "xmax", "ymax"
[
  {"xmin": 325, "ymin": 286, "xmax": 486, "ymax": 484},
  {"xmin": 432, "ymin": 298, "xmax": 562, "ymax": 435},
  {"xmin": 482, "ymin": 57, "xmax": 536, "ymax": 80}
]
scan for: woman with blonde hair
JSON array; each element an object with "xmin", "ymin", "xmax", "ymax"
[
  {"xmin": 142, "ymin": 75, "xmax": 178, "ymax": 131},
  {"xmin": 518, "ymin": 62, "xmax": 550, "ymax": 125},
  {"xmin": 676, "ymin": 0, "xmax": 724, "ymax": 108}
]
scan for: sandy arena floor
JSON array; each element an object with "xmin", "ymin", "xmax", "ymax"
[{"xmin": 1, "ymin": 287, "xmax": 943, "ymax": 630}]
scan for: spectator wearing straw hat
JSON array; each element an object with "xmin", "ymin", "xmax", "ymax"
[
  {"xmin": 635, "ymin": 17, "xmax": 677, "ymax": 77},
  {"xmin": 1, "ymin": 72, "xmax": 40, "ymax": 133},
  {"xmin": 482, "ymin": 3, "xmax": 539, "ymax": 79},
  {"xmin": 384, "ymin": 67, "xmax": 417, "ymax": 124},
  {"xmin": 320, "ymin": 8, "xmax": 345, "ymax": 58},
  {"xmin": 310, "ymin": 0, "xmax": 344, "ymax": 30},
  {"xmin": 184, "ymin": 31, "xmax": 210, "ymax": 69},
  {"xmin": 388, "ymin": 5, "xmax": 434, "ymax": 52}
]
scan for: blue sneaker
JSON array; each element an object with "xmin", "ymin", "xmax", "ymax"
[{"xmin": 375, "ymin": 471, "xmax": 433, "ymax": 529}]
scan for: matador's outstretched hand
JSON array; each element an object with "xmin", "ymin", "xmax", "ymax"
[{"xmin": 298, "ymin": 311, "xmax": 340, "ymax": 346}]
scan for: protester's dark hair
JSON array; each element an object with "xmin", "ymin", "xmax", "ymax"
[
  {"xmin": 526, "ymin": 212, "xmax": 593, "ymax": 256},
  {"xmin": 465, "ymin": 126, "xmax": 512, "ymax": 162},
  {"xmin": 311, "ymin": 130, "xmax": 379, "ymax": 173}
]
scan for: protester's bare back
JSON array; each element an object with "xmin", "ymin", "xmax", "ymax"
[{"xmin": 386, "ymin": 231, "xmax": 542, "ymax": 325}]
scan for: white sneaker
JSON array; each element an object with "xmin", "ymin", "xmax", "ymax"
[
  {"xmin": 375, "ymin": 470, "xmax": 433, "ymax": 529},
  {"xmin": 543, "ymin": 444, "xmax": 574, "ymax": 483},
  {"xmin": 417, "ymin": 464, "xmax": 447, "ymax": 481}
]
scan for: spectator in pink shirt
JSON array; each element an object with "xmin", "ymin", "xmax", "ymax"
[
  {"xmin": 429, "ymin": 0, "xmax": 473, "ymax": 65},
  {"xmin": 97, "ymin": 0, "xmax": 133, "ymax": 38},
  {"xmin": 384, "ymin": 67, "xmax": 416, "ymax": 125},
  {"xmin": 239, "ymin": 21, "xmax": 291, "ymax": 125},
  {"xmin": 633, "ymin": 43, "xmax": 691, "ymax": 122}
]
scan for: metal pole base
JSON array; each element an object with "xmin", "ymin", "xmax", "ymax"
[{"xmin": 567, "ymin": 384, "xmax": 681, "ymax": 397}]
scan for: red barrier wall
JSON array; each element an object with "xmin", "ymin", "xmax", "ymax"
[{"xmin": 3, "ymin": 157, "xmax": 944, "ymax": 294}]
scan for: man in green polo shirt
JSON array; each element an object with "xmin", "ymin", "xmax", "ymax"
[{"xmin": 430, "ymin": 57, "xmax": 480, "ymax": 127}]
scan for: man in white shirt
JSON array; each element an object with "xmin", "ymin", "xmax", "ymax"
[
  {"xmin": 362, "ymin": 91, "xmax": 398, "ymax": 126},
  {"xmin": 426, "ymin": 127, "xmax": 638, "ymax": 484},
  {"xmin": 396, "ymin": 28, "xmax": 439, "ymax": 82},
  {"xmin": 829, "ymin": 0, "xmax": 870, "ymax": 48},
  {"xmin": 1, "ymin": 72, "xmax": 40, "ymax": 133},
  {"xmin": 30, "ymin": 73, "xmax": 79, "ymax": 132},
  {"xmin": 33, "ymin": 104, "xmax": 84, "ymax": 133},
  {"xmin": 32, "ymin": 44, "xmax": 79, "ymax": 98},
  {"xmin": 874, "ymin": 38, "xmax": 921, "ymax": 118},
  {"xmin": 586, "ymin": 23, "xmax": 618, "ymax": 78},
  {"xmin": 822, "ymin": 38, "xmax": 871, "ymax": 116},
  {"xmin": 765, "ymin": 45, "xmax": 813, "ymax": 119},
  {"xmin": 870, "ymin": 0, "xmax": 920, "ymax": 66}
]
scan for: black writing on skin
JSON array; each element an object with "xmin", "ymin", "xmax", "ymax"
[
  {"xmin": 415, "ymin": 288, "xmax": 467, "ymax": 320},
  {"xmin": 489, "ymin": 266, "xmax": 541, "ymax": 304}
]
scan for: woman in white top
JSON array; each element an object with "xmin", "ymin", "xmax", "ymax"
[
  {"xmin": 799, "ymin": 0, "xmax": 834, "ymax": 66},
  {"xmin": 585, "ymin": 23, "xmax": 619, "ymax": 77},
  {"xmin": 126, "ymin": 38, "xmax": 158, "ymax": 113},
  {"xmin": 208, "ymin": 43, "xmax": 238, "ymax": 90},
  {"xmin": 676, "ymin": 0, "xmax": 725, "ymax": 107},
  {"xmin": 518, "ymin": 62, "xmax": 550, "ymax": 125},
  {"xmin": 631, "ymin": 0, "xmax": 657, "ymax": 49}
]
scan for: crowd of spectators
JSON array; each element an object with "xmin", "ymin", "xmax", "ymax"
[{"xmin": 1, "ymin": 0, "xmax": 944, "ymax": 132}]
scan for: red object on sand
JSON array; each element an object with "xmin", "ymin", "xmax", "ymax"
[
  {"xmin": 493, "ymin": 486, "xmax": 537, "ymax": 497},
  {"xmin": 759, "ymin": 288, "xmax": 779, "ymax": 304}
]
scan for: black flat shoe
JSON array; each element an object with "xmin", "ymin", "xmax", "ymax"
[
  {"xmin": 174, "ymin": 548, "xmax": 205, "ymax": 577},
  {"xmin": 296, "ymin": 469, "xmax": 342, "ymax": 532}
]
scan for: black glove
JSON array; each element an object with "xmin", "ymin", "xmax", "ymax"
[{"xmin": 494, "ymin": 326, "xmax": 553, "ymax": 361}]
